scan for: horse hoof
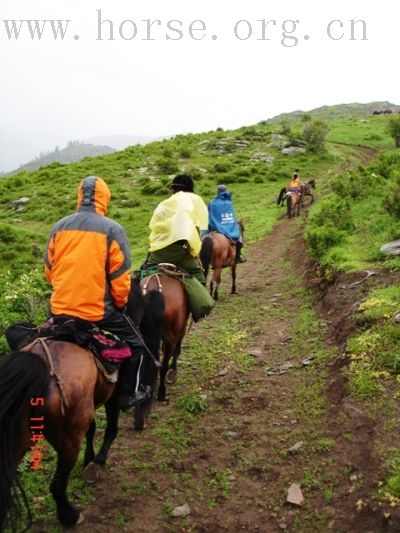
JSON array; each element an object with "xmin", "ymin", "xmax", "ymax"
[
  {"xmin": 157, "ymin": 395, "xmax": 168, "ymax": 403},
  {"xmin": 166, "ymin": 369, "xmax": 177, "ymax": 384},
  {"xmin": 77, "ymin": 512, "xmax": 85, "ymax": 525},
  {"xmin": 134, "ymin": 421, "xmax": 147, "ymax": 431},
  {"xmin": 82, "ymin": 462, "xmax": 102, "ymax": 484}
]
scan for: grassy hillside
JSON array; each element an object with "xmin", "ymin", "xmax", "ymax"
[
  {"xmin": 0, "ymin": 108, "xmax": 398, "ymax": 354},
  {"xmin": 271, "ymin": 101, "xmax": 399, "ymax": 123},
  {"xmin": 1, "ymin": 104, "xmax": 400, "ymax": 527}
]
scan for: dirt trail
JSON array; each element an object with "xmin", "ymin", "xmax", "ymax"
[
  {"xmin": 327, "ymin": 141, "xmax": 379, "ymax": 167},
  {"xmin": 33, "ymin": 210, "xmax": 399, "ymax": 533}
]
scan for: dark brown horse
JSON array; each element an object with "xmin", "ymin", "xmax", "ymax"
[
  {"xmin": 200, "ymin": 222, "xmax": 244, "ymax": 300},
  {"xmin": 0, "ymin": 285, "xmax": 158, "ymax": 531},
  {"xmin": 300, "ymin": 179, "xmax": 316, "ymax": 205},
  {"xmin": 131, "ymin": 274, "xmax": 190, "ymax": 402}
]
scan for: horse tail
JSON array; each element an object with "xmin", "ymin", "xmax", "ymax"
[
  {"xmin": 141, "ymin": 291, "xmax": 165, "ymax": 358},
  {"xmin": 138, "ymin": 291, "xmax": 165, "ymax": 420},
  {"xmin": 277, "ymin": 187, "xmax": 286, "ymax": 205},
  {"xmin": 200, "ymin": 237, "xmax": 213, "ymax": 280},
  {"xmin": 0, "ymin": 351, "xmax": 49, "ymax": 533},
  {"xmin": 287, "ymin": 195, "xmax": 292, "ymax": 218}
]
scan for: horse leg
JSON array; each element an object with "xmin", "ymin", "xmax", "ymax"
[
  {"xmin": 168, "ymin": 342, "xmax": 181, "ymax": 382},
  {"xmin": 287, "ymin": 196, "xmax": 292, "ymax": 219},
  {"xmin": 83, "ymin": 419, "xmax": 96, "ymax": 467},
  {"xmin": 211, "ymin": 268, "xmax": 221, "ymax": 300},
  {"xmin": 231, "ymin": 265, "xmax": 237, "ymax": 294},
  {"xmin": 157, "ymin": 343, "xmax": 171, "ymax": 402},
  {"xmin": 50, "ymin": 435, "xmax": 85, "ymax": 527},
  {"xmin": 94, "ymin": 394, "xmax": 120, "ymax": 463}
]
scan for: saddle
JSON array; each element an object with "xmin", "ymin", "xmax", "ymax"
[
  {"xmin": 5, "ymin": 316, "xmax": 130, "ymax": 372},
  {"xmin": 138, "ymin": 263, "xmax": 215, "ymax": 322},
  {"xmin": 209, "ymin": 231, "xmax": 236, "ymax": 246},
  {"xmin": 139, "ymin": 262, "xmax": 191, "ymax": 280}
]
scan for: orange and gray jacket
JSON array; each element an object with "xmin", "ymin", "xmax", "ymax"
[{"xmin": 44, "ymin": 176, "xmax": 131, "ymax": 322}]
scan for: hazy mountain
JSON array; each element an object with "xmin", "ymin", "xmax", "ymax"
[
  {"xmin": 270, "ymin": 101, "xmax": 399, "ymax": 123},
  {"xmin": 85, "ymin": 134, "xmax": 169, "ymax": 151},
  {"xmin": 9, "ymin": 141, "xmax": 115, "ymax": 174}
]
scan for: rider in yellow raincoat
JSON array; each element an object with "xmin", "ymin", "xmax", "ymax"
[{"xmin": 147, "ymin": 175, "xmax": 208, "ymax": 284}]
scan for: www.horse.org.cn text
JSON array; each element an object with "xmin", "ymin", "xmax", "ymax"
[{"xmin": 0, "ymin": 12, "xmax": 368, "ymax": 46}]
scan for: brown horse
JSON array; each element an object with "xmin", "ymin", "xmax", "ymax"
[
  {"xmin": 286, "ymin": 191, "xmax": 301, "ymax": 219},
  {"xmin": 200, "ymin": 222, "xmax": 244, "ymax": 300},
  {"xmin": 0, "ymin": 341, "xmax": 118, "ymax": 531},
  {"xmin": 131, "ymin": 274, "xmax": 190, "ymax": 402},
  {"xmin": 0, "ymin": 285, "xmax": 159, "ymax": 531},
  {"xmin": 277, "ymin": 180, "xmax": 316, "ymax": 207}
]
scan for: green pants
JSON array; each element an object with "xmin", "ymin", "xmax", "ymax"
[{"xmin": 147, "ymin": 241, "xmax": 205, "ymax": 285}]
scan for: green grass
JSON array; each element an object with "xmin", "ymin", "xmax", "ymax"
[
  {"xmin": 346, "ymin": 284, "xmax": 400, "ymax": 399},
  {"xmin": 327, "ymin": 115, "xmax": 395, "ymax": 150}
]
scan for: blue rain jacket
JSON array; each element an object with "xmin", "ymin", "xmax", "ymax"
[{"xmin": 207, "ymin": 191, "xmax": 241, "ymax": 241}]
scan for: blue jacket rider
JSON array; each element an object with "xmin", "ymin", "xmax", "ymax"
[{"xmin": 207, "ymin": 185, "xmax": 246, "ymax": 263}]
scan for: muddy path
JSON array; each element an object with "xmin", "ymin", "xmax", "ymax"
[{"xmin": 33, "ymin": 209, "xmax": 399, "ymax": 533}]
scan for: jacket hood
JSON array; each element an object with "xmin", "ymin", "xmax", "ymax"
[
  {"xmin": 77, "ymin": 176, "xmax": 111, "ymax": 215},
  {"xmin": 216, "ymin": 191, "xmax": 232, "ymax": 201}
]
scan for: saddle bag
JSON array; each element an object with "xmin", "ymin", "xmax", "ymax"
[{"xmin": 182, "ymin": 276, "xmax": 215, "ymax": 322}]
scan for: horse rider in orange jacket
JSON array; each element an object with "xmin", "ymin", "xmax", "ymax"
[{"xmin": 45, "ymin": 175, "xmax": 147, "ymax": 411}]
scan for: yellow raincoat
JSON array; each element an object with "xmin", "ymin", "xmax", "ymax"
[{"xmin": 149, "ymin": 191, "xmax": 208, "ymax": 256}]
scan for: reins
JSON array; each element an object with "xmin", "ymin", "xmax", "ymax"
[{"xmin": 25, "ymin": 337, "xmax": 70, "ymax": 416}]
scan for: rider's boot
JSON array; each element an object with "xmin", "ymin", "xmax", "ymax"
[
  {"xmin": 235, "ymin": 242, "xmax": 247, "ymax": 264},
  {"xmin": 119, "ymin": 352, "xmax": 151, "ymax": 412}
]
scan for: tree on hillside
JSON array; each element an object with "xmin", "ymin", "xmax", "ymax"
[
  {"xmin": 303, "ymin": 120, "xmax": 329, "ymax": 153},
  {"xmin": 387, "ymin": 116, "xmax": 400, "ymax": 148}
]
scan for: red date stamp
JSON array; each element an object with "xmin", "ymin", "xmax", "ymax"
[{"xmin": 30, "ymin": 397, "xmax": 45, "ymax": 470}]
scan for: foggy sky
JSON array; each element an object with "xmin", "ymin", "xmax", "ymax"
[{"xmin": 0, "ymin": 0, "xmax": 397, "ymax": 172}]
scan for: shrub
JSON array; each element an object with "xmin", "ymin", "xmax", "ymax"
[
  {"xmin": 179, "ymin": 146, "xmax": 192, "ymax": 159},
  {"xmin": 331, "ymin": 169, "xmax": 383, "ymax": 200},
  {"xmin": 305, "ymin": 222, "xmax": 346, "ymax": 261},
  {"xmin": 311, "ymin": 197, "xmax": 354, "ymax": 231},
  {"xmin": 161, "ymin": 147, "xmax": 173, "ymax": 158},
  {"xmin": 303, "ymin": 120, "xmax": 329, "ymax": 153},
  {"xmin": 383, "ymin": 171, "xmax": 400, "ymax": 219},
  {"xmin": 156, "ymin": 157, "xmax": 179, "ymax": 174},
  {"xmin": 213, "ymin": 162, "xmax": 231, "ymax": 173},
  {"xmin": 233, "ymin": 168, "xmax": 251, "ymax": 178},
  {"xmin": 387, "ymin": 116, "xmax": 400, "ymax": 148},
  {"xmin": 280, "ymin": 120, "xmax": 292, "ymax": 136},
  {"xmin": 0, "ymin": 223, "xmax": 19, "ymax": 244},
  {"xmin": 140, "ymin": 181, "xmax": 166, "ymax": 195}
]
